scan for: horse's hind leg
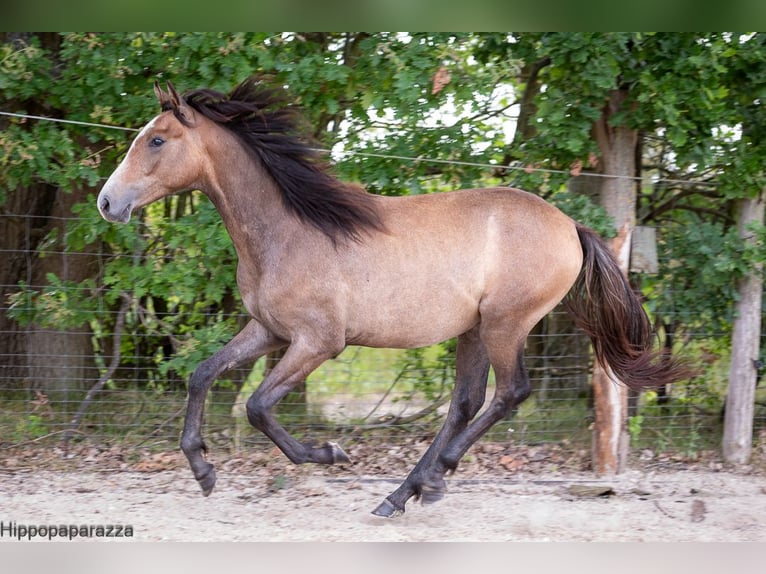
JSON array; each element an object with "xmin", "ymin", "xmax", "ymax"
[
  {"xmin": 429, "ymin": 333, "xmax": 531, "ymax": 487},
  {"xmin": 245, "ymin": 337, "xmax": 352, "ymax": 465},
  {"xmin": 372, "ymin": 326, "xmax": 490, "ymax": 517},
  {"xmin": 181, "ymin": 320, "xmax": 282, "ymax": 496}
]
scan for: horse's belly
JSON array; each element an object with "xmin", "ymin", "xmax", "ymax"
[{"xmin": 345, "ymin": 286, "xmax": 481, "ymax": 349}]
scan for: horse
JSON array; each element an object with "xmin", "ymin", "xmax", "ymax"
[{"xmin": 97, "ymin": 76, "xmax": 687, "ymax": 517}]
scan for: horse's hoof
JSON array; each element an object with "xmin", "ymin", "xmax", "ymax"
[
  {"xmin": 197, "ymin": 465, "xmax": 217, "ymax": 496},
  {"xmin": 326, "ymin": 441, "xmax": 351, "ymax": 464},
  {"xmin": 371, "ymin": 498, "xmax": 404, "ymax": 518}
]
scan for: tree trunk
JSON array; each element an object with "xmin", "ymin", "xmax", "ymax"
[
  {"xmin": 722, "ymin": 192, "xmax": 764, "ymax": 464},
  {"xmin": 590, "ymin": 88, "xmax": 638, "ymax": 474},
  {"xmin": 0, "ymin": 182, "xmax": 101, "ymax": 408},
  {"xmin": 0, "ymin": 32, "xmax": 109, "ymax": 413},
  {"xmin": 0, "ymin": 32, "xmax": 98, "ymax": 414},
  {"xmin": 0, "ymin": 33, "xmax": 100, "ymax": 412}
]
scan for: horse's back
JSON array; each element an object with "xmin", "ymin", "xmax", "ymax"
[{"xmin": 376, "ymin": 186, "xmax": 582, "ymax": 281}]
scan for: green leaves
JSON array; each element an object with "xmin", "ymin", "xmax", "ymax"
[
  {"xmin": 3, "ymin": 32, "xmax": 766, "ymax": 395},
  {"xmin": 549, "ymin": 191, "xmax": 616, "ymax": 238},
  {"xmin": 7, "ymin": 275, "xmax": 101, "ymax": 329},
  {"xmin": 644, "ymin": 216, "xmax": 743, "ymax": 332},
  {"xmin": 0, "ymin": 37, "xmax": 51, "ymax": 98}
]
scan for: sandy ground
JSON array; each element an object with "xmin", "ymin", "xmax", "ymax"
[{"xmin": 1, "ymin": 461, "xmax": 764, "ymax": 542}]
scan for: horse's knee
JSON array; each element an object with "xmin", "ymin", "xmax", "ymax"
[{"xmin": 188, "ymin": 360, "xmax": 216, "ymax": 396}]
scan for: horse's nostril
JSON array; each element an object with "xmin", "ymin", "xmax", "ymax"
[{"xmin": 99, "ymin": 195, "xmax": 111, "ymax": 214}]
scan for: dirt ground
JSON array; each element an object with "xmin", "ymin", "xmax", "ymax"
[{"xmin": 1, "ymin": 441, "xmax": 765, "ymax": 542}]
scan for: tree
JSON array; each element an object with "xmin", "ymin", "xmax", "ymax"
[
  {"xmin": 719, "ymin": 34, "xmax": 766, "ymax": 464},
  {"xmin": 476, "ymin": 32, "xmax": 742, "ymax": 471},
  {"xmin": 0, "ymin": 33, "xmax": 102, "ymax": 405}
]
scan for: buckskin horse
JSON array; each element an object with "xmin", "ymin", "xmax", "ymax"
[{"xmin": 97, "ymin": 77, "xmax": 686, "ymax": 517}]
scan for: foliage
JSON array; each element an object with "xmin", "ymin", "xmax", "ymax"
[
  {"xmin": 2, "ymin": 33, "xmax": 766, "ymax": 447},
  {"xmin": 7, "ymin": 274, "xmax": 100, "ymax": 329},
  {"xmin": 643, "ymin": 216, "xmax": 742, "ymax": 334},
  {"xmin": 547, "ymin": 191, "xmax": 616, "ymax": 238},
  {"xmin": 393, "ymin": 339, "xmax": 457, "ymax": 405},
  {"xmin": 1, "ymin": 32, "xmax": 529, "ymax": 394}
]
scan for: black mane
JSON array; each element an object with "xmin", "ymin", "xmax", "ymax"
[{"xmin": 177, "ymin": 76, "xmax": 384, "ymax": 244}]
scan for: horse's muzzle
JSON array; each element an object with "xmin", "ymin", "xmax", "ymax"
[{"xmin": 97, "ymin": 192, "xmax": 132, "ymax": 223}]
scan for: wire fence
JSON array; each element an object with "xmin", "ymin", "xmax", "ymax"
[
  {"xmin": 0, "ymin": 108, "xmax": 723, "ymax": 189},
  {"xmin": 1, "ymin": 210, "xmax": 766, "ymax": 464}
]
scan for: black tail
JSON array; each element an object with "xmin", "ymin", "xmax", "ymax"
[{"xmin": 563, "ymin": 224, "xmax": 691, "ymax": 390}]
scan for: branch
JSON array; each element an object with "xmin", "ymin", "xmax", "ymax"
[
  {"xmin": 359, "ymin": 367, "xmax": 409, "ymax": 423},
  {"xmin": 61, "ymin": 293, "xmax": 131, "ymax": 448},
  {"xmin": 365, "ymin": 395, "xmax": 450, "ymax": 428},
  {"xmin": 336, "ymin": 394, "xmax": 450, "ymax": 432},
  {"xmin": 133, "ymin": 404, "xmax": 186, "ymax": 447},
  {"xmin": 458, "ymin": 97, "xmax": 520, "ymax": 126},
  {"xmin": 135, "ymin": 298, "xmax": 183, "ymax": 348},
  {"xmin": 644, "ymin": 185, "xmax": 730, "ymax": 224}
]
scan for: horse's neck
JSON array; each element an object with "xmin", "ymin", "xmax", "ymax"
[{"xmin": 199, "ymin": 147, "xmax": 302, "ymax": 272}]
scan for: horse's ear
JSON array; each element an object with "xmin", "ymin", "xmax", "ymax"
[
  {"xmin": 166, "ymin": 81, "xmax": 182, "ymax": 108},
  {"xmin": 154, "ymin": 80, "xmax": 172, "ymax": 110},
  {"xmin": 166, "ymin": 81, "xmax": 196, "ymax": 126}
]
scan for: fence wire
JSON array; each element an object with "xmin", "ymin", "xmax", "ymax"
[{"xmin": 1, "ymin": 210, "xmax": 765, "ymax": 462}]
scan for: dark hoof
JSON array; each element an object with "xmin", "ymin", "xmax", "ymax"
[
  {"xmin": 197, "ymin": 464, "xmax": 217, "ymax": 496},
  {"xmin": 326, "ymin": 442, "xmax": 351, "ymax": 464},
  {"xmin": 371, "ymin": 498, "xmax": 404, "ymax": 518}
]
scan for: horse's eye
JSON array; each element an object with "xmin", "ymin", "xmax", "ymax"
[{"xmin": 149, "ymin": 136, "xmax": 165, "ymax": 148}]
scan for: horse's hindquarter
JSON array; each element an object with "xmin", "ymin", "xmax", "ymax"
[{"xmin": 342, "ymin": 188, "xmax": 583, "ymax": 349}]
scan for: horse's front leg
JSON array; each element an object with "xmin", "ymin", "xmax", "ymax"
[
  {"xmin": 181, "ymin": 320, "xmax": 283, "ymax": 496},
  {"xmin": 245, "ymin": 336, "xmax": 351, "ymax": 465}
]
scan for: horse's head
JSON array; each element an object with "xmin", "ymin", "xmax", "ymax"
[{"xmin": 97, "ymin": 82, "xmax": 204, "ymax": 223}]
